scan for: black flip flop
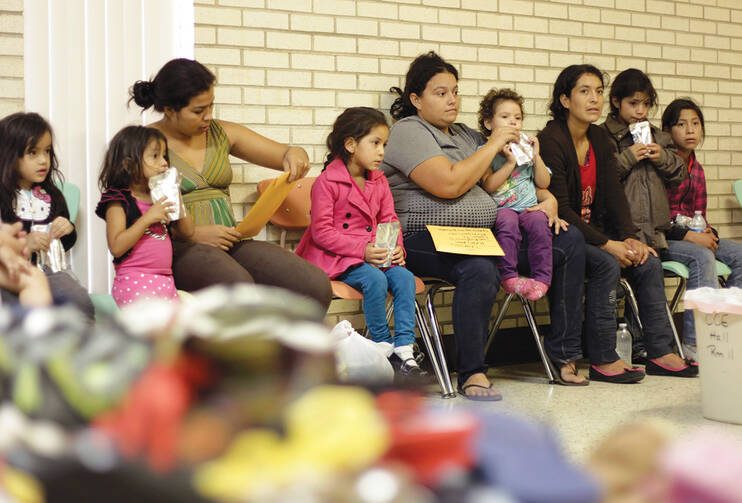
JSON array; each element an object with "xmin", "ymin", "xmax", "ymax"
[{"xmin": 457, "ymin": 383, "xmax": 503, "ymax": 402}]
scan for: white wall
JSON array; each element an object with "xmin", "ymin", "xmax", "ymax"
[{"xmin": 24, "ymin": 0, "xmax": 194, "ymax": 293}]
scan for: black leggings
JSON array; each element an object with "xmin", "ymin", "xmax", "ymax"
[{"xmin": 172, "ymin": 239, "xmax": 332, "ymax": 312}]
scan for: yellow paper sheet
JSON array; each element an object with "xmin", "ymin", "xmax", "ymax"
[
  {"xmin": 426, "ymin": 225, "xmax": 504, "ymax": 256},
  {"xmin": 236, "ymin": 172, "xmax": 295, "ymax": 237}
]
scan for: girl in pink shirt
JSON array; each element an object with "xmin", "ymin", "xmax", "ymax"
[
  {"xmin": 96, "ymin": 126, "xmax": 194, "ymax": 307},
  {"xmin": 296, "ymin": 107, "xmax": 423, "ymax": 376}
]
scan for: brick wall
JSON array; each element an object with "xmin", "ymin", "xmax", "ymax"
[
  {"xmin": 0, "ymin": 0, "xmax": 23, "ymax": 116},
  {"xmin": 194, "ymin": 0, "xmax": 742, "ymax": 332},
  {"xmin": 2, "ymin": 1, "xmax": 740, "ymax": 335}
]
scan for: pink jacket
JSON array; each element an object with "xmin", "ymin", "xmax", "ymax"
[{"xmin": 296, "ymin": 157, "xmax": 405, "ymax": 279}]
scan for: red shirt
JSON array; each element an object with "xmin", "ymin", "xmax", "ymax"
[
  {"xmin": 580, "ymin": 143, "xmax": 596, "ymax": 224},
  {"xmin": 666, "ymin": 151, "xmax": 707, "ymax": 221}
]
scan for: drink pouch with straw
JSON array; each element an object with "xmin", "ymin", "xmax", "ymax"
[
  {"xmin": 31, "ymin": 223, "xmax": 68, "ymax": 273},
  {"xmin": 148, "ymin": 168, "xmax": 185, "ymax": 221},
  {"xmin": 509, "ymin": 132, "xmax": 535, "ymax": 166},
  {"xmin": 374, "ymin": 221, "xmax": 400, "ymax": 268},
  {"xmin": 629, "ymin": 121, "xmax": 652, "ymax": 145}
]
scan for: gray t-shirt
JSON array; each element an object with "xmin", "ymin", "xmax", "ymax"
[{"xmin": 380, "ymin": 115, "xmax": 498, "ymax": 234}]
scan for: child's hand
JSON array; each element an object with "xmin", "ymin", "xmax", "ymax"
[
  {"xmin": 684, "ymin": 227, "xmax": 719, "ymax": 251},
  {"xmin": 49, "ymin": 216, "xmax": 74, "ymax": 239},
  {"xmin": 145, "ymin": 197, "xmax": 174, "ymax": 226},
  {"xmin": 26, "ymin": 231, "xmax": 50, "ymax": 252},
  {"xmin": 629, "ymin": 142, "xmax": 648, "ymax": 163},
  {"xmin": 391, "ymin": 245, "xmax": 405, "ymax": 266},
  {"xmin": 364, "ymin": 244, "xmax": 388, "ymax": 266},
  {"xmin": 502, "ymin": 143, "xmax": 516, "ymax": 162},
  {"xmin": 528, "ymin": 135, "xmax": 540, "ymax": 157},
  {"xmin": 646, "ymin": 143, "xmax": 662, "ymax": 162}
]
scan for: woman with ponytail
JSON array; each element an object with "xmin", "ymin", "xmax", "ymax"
[
  {"xmin": 380, "ymin": 52, "xmax": 588, "ymax": 395},
  {"xmin": 130, "ymin": 58, "xmax": 331, "ymax": 310}
]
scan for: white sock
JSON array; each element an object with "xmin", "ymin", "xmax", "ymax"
[{"xmin": 394, "ymin": 345, "xmax": 417, "ymax": 366}]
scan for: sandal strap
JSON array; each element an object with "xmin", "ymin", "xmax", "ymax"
[{"xmin": 460, "ymin": 383, "xmax": 493, "ymax": 392}]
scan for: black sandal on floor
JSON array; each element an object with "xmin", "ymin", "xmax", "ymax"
[
  {"xmin": 589, "ymin": 364, "xmax": 645, "ymax": 383},
  {"xmin": 457, "ymin": 382, "xmax": 503, "ymax": 402},
  {"xmin": 548, "ymin": 359, "xmax": 589, "ymax": 386},
  {"xmin": 645, "ymin": 358, "xmax": 699, "ymax": 377}
]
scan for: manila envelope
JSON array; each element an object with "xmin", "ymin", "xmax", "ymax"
[
  {"xmin": 236, "ymin": 172, "xmax": 295, "ymax": 237},
  {"xmin": 426, "ymin": 225, "xmax": 504, "ymax": 256}
]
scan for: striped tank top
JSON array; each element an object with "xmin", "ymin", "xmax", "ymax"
[{"xmin": 168, "ymin": 120, "xmax": 236, "ymax": 227}]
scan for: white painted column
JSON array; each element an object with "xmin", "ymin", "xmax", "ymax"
[{"xmin": 24, "ymin": 0, "xmax": 194, "ymax": 293}]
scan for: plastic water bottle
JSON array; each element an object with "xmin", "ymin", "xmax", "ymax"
[
  {"xmin": 616, "ymin": 323, "xmax": 632, "ymax": 365},
  {"xmin": 689, "ymin": 210, "xmax": 706, "ymax": 233}
]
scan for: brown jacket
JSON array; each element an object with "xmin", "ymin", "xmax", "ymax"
[
  {"xmin": 600, "ymin": 115, "xmax": 686, "ymax": 250},
  {"xmin": 538, "ymin": 119, "xmax": 638, "ymax": 247}
]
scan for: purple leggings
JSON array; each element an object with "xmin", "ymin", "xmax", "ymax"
[{"xmin": 495, "ymin": 208, "xmax": 552, "ymax": 284}]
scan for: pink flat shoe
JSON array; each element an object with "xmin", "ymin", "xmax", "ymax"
[
  {"xmin": 524, "ymin": 279, "xmax": 549, "ymax": 301},
  {"xmin": 502, "ymin": 277, "xmax": 530, "ymax": 295}
]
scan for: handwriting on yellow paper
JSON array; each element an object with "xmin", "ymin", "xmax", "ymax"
[{"xmin": 426, "ymin": 225, "xmax": 504, "ymax": 256}]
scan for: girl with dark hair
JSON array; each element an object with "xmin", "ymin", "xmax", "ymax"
[
  {"xmin": 381, "ymin": 52, "xmax": 585, "ymax": 395},
  {"xmin": 661, "ymin": 98, "xmax": 742, "ymax": 360},
  {"xmin": 600, "ymin": 68, "xmax": 685, "ymax": 250},
  {"xmin": 478, "ymin": 88, "xmax": 552, "ymax": 301},
  {"xmin": 95, "ymin": 126, "xmax": 194, "ymax": 307},
  {"xmin": 538, "ymin": 65, "xmax": 697, "ymax": 382},
  {"xmin": 296, "ymin": 107, "xmax": 423, "ymax": 375},
  {"xmin": 130, "ymin": 58, "xmax": 331, "ymax": 310},
  {"xmin": 0, "ymin": 112, "xmax": 94, "ymax": 319}
]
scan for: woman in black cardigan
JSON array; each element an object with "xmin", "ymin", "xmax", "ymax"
[{"xmin": 538, "ymin": 65, "xmax": 697, "ymax": 382}]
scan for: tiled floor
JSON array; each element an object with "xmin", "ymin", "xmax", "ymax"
[{"xmin": 429, "ymin": 363, "xmax": 742, "ymax": 463}]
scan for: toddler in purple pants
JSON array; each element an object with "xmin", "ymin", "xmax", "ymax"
[{"xmin": 478, "ymin": 88, "xmax": 553, "ymax": 300}]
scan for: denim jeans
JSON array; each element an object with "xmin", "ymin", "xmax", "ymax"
[
  {"xmin": 661, "ymin": 237, "xmax": 742, "ymax": 345},
  {"xmin": 585, "ymin": 246, "xmax": 675, "ymax": 364},
  {"xmin": 518, "ymin": 226, "xmax": 586, "ymax": 364},
  {"xmin": 403, "ymin": 231, "xmax": 500, "ymax": 386},
  {"xmin": 336, "ymin": 263, "xmax": 417, "ymax": 347}
]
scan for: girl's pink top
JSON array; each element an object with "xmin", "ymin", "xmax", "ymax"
[
  {"xmin": 295, "ymin": 157, "xmax": 404, "ymax": 279},
  {"xmin": 114, "ymin": 200, "xmax": 173, "ymax": 276}
]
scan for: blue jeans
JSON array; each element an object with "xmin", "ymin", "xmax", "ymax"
[
  {"xmin": 518, "ymin": 226, "xmax": 586, "ymax": 364},
  {"xmin": 336, "ymin": 263, "xmax": 416, "ymax": 347},
  {"xmin": 661, "ymin": 237, "xmax": 742, "ymax": 345},
  {"xmin": 585, "ymin": 246, "xmax": 675, "ymax": 364},
  {"xmin": 403, "ymin": 231, "xmax": 500, "ymax": 386}
]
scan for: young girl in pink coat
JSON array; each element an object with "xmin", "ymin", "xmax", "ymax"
[{"xmin": 296, "ymin": 107, "xmax": 423, "ymax": 376}]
